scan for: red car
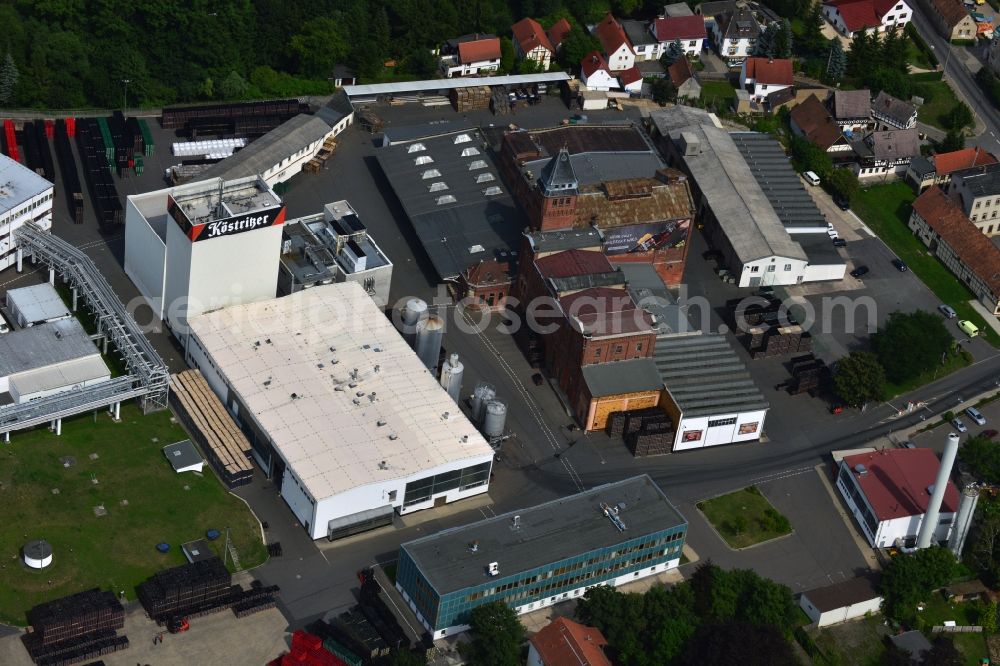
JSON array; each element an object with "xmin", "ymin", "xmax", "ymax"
[{"xmin": 983, "ymin": 429, "xmax": 998, "ymax": 440}]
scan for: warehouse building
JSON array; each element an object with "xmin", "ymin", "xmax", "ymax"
[
  {"xmin": 124, "ymin": 176, "xmax": 286, "ymax": 341},
  {"xmin": 377, "ymin": 128, "xmax": 525, "ymax": 282},
  {"xmin": 799, "ymin": 575, "xmax": 882, "ymax": 628},
  {"xmin": 277, "ymin": 200, "xmax": 393, "ymax": 306},
  {"xmin": 184, "ymin": 282, "xmax": 495, "ymax": 541},
  {"xmin": 836, "ymin": 448, "xmax": 958, "ymax": 548},
  {"xmin": 653, "ymin": 334, "xmax": 769, "ymax": 450},
  {"xmin": 395, "ymin": 475, "xmax": 687, "ymax": 638},
  {"xmin": 649, "ymin": 108, "xmax": 845, "ymax": 286},
  {"xmin": 0, "ymin": 318, "xmax": 111, "ymax": 405},
  {"xmin": 6, "ymin": 282, "xmax": 70, "ymax": 328},
  {"xmin": 195, "ymin": 91, "xmax": 355, "ymax": 187},
  {"xmin": 0, "ymin": 153, "xmax": 54, "ymax": 272}
]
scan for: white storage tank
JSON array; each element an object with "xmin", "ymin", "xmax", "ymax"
[
  {"xmin": 400, "ymin": 297, "xmax": 428, "ymax": 344},
  {"xmin": 23, "ymin": 539, "xmax": 53, "ymax": 569},
  {"xmin": 483, "ymin": 400, "xmax": 507, "ymax": 439},
  {"xmin": 440, "ymin": 353, "xmax": 464, "ymax": 403},
  {"xmin": 415, "ymin": 314, "xmax": 444, "ymax": 372},
  {"xmin": 471, "ymin": 382, "xmax": 495, "ymax": 424}
]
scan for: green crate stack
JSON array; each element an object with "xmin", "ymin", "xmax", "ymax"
[
  {"xmin": 134, "ymin": 154, "xmax": 143, "ymax": 175},
  {"xmin": 96, "ymin": 117, "xmax": 114, "ymax": 161},
  {"xmin": 138, "ymin": 119, "xmax": 154, "ymax": 156}
]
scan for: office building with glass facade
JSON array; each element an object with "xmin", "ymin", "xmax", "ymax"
[{"xmin": 395, "ymin": 475, "xmax": 687, "ymax": 638}]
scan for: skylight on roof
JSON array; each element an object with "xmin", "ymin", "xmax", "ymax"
[
  {"xmin": 475, "ymin": 172, "xmax": 495, "ymax": 183},
  {"xmin": 422, "ymin": 169, "xmax": 442, "ymax": 179},
  {"xmin": 415, "ymin": 155, "xmax": 434, "ymax": 165},
  {"xmin": 461, "ymin": 147, "xmax": 480, "ymax": 157},
  {"xmin": 468, "ymin": 160, "xmax": 488, "ymax": 170},
  {"xmin": 429, "ymin": 181, "xmax": 449, "ymax": 192},
  {"xmin": 454, "ymin": 133, "xmax": 472, "ymax": 144},
  {"xmin": 483, "ymin": 186, "xmax": 503, "ymax": 196},
  {"xmin": 436, "ymin": 195, "xmax": 457, "ymax": 205},
  {"xmin": 407, "ymin": 142, "xmax": 427, "ymax": 153}
]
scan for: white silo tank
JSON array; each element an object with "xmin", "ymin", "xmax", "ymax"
[
  {"xmin": 23, "ymin": 539, "xmax": 53, "ymax": 569},
  {"xmin": 483, "ymin": 400, "xmax": 507, "ymax": 439},
  {"xmin": 917, "ymin": 432, "xmax": 960, "ymax": 548},
  {"xmin": 416, "ymin": 314, "xmax": 444, "ymax": 371},
  {"xmin": 400, "ymin": 298, "xmax": 428, "ymax": 345},
  {"xmin": 440, "ymin": 353, "xmax": 464, "ymax": 403},
  {"xmin": 949, "ymin": 485, "xmax": 980, "ymax": 557},
  {"xmin": 472, "ymin": 382, "xmax": 495, "ymax": 423}
]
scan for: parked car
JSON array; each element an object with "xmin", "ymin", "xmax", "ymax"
[
  {"xmin": 832, "ymin": 238, "xmax": 847, "ymax": 247},
  {"xmin": 938, "ymin": 304, "xmax": 957, "ymax": 319},
  {"xmin": 757, "ymin": 286, "xmax": 775, "ymax": 299},
  {"xmin": 833, "ymin": 195, "xmax": 850, "ymax": 211},
  {"xmin": 850, "ymin": 265, "xmax": 869, "ymax": 278},
  {"xmin": 826, "ymin": 226, "xmax": 839, "ymax": 237},
  {"xmin": 903, "ymin": 441, "xmax": 916, "ymax": 449},
  {"xmin": 952, "ymin": 417, "xmax": 968, "ymax": 433},
  {"xmin": 0, "ymin": 316, "xmax": 8, "ymax": 335},
  {"xmin": 982, "ymin": 429, "xmax": 998, "ymax": 439},
  {"xmin": 958, "ymin": 320, "xmax": 980, "ymax": 337},
  {"xmin": 891, "ymin": 258, "xmax": 908, "ymax": 272},
  {"xmin": 966, "ymin": 406, "xmax": 987, "ymax": 426},
  {"xmin": 803, "ymin": 170, "xmax": 821, "ymax": 186}
]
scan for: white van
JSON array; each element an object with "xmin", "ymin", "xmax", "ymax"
[{"xmin": 803, "ymin": 171, "xmax": 821, "ymax": 186}]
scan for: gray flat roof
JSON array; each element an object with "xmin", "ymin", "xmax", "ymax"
[
  {"xmin": 526, "ymin": 227, "xmax": 604, "ymax": 254},
  {"xmin": 401, "ymin": 475, "xmax": 686, "ymax": 595},
  {"xmin": 523, "ymin": 152, "xmax": 664, "ymax": 187},
  {"xmin": 676, "ymin": 125, "xmax": 807, "ymax": 263},
  {"xmin": 654, "ymin": 334, "xmax": 769, "ymax": 417},
  {"xmin": 622, "ymin": 20, "xmax": 657, "ymax": 46},
  {"xmin": 383, "ymin": 122, "xmax": 477, "ymax": 145},
  {"xmin": 377, "ymin": 129, "xmax": 525, "ymax": 279},
  {"xmin": 797, "ymin": 232, "xmax": 844, "ymax": 265},
  {"xmin": 953, "ymin": 162, "xmax": 1000, "ymax": 197},
  {"xmin": 730, "ymin": 133, "xmax": 829, "ymax": 231},
  {"xmin": 197, "ymin": 114, "xmax": 333, "ymax": 182},
  {"xmin": 163, "ymin": 440, "xmax": 203, "ymax": 472},
  {"xmin": 582, "ymin": 358, "xmax": 664, "ymax": 397},
  {"xmin": 6, "ymin": 283, "xmax": 70, "ymax": 324},
  {"xmin": 344, "ymin": 73, "xmax": 570, "ymax": 97},
  {"xmin": 664, "ymin": 2, "xmax": 696, "ymax": 16},
  {"xmin": 0, "ymin": 318, "xmax": 100, "ymax": 378},
  {"xmin": 315, "ymin": 89, "xmax": 355, "ymax": 127},
  {"xmin": 0, "ymin": 153, "xmax": 52, "ymax": 214},
  {"xmin": 619, "ymin": 263, "xmax": 695, "ymax": 336}
]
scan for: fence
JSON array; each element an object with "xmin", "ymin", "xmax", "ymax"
[{"xmin": 932, "ymin": 625, "xmax": 983, "ymax": 633}]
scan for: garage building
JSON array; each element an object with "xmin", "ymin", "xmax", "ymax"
[
  {"xmin": 799, "ymin": 575, "xmax": 882, "ymax": 627},
  {"xmin": 184, "ymin": 282, "xmax": 494, "ymax": 541},
  {"xmin": 0, "ymin": 318, "xmax": 111, "ymax": 405}
]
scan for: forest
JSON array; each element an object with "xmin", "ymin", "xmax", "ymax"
[{"xmin": 0, "ymin": 0, "xmax": 673, "ymax": 110}]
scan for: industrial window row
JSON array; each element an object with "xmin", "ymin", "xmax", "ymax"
[
  {"xmin": 708, "ymin": 417, "xmax": 737, "ymax": 428},
  {"xmin": 403, "ymin": 461, "xmax": 491, "ymax": 508}
]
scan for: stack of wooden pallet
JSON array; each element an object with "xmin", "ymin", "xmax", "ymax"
[
  {"xmin": 303, "ymin": 137, "xmax": 338, "ymax": 173},
  {"xmin": 451, "ymin": 86, "xmax": 491, "ymax": 112},
  {"xmin": 170, "ymin": 370, "xmax": 254, "ymax": 488}
]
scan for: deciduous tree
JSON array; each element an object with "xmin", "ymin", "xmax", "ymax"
[
  {"xmin": 834, "ymin": 351, "xmax": 886, "ymax": 408},
  {"xmin": 459, "ymin": 601, "xmax": 524, "ymax": 666},
  {"xmin": 873, "ymin": 310, "xmax": 954, "ymax": 384}
]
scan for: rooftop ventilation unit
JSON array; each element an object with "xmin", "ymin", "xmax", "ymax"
[
  {"xmin": 854, "ymin": 464, "xmax": 868, "ymax": 476},
  {"xmin": 512, "ymin": 515, "xmax": 521, "ymax": 529},
  {"xmin": 601, "ymin": 502, "xmax": 627, "ymax": 532},
  {"xmin": 487, "ymin": 561, "xmax": 499, "ymax": 576},
  {"xmin": 469, "ymin": 540, "xmax": 479, "ymax": 552},
  {"xmin": 389, "ymin": 433, "xmax": 398, "ymax": 440}
]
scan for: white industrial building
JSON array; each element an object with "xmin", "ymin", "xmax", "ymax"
[
  {"xmin": 184, "ymin": 282, "xmax": 495, "ymax": 541},
  {"xmin": 837, "ymin": 447, "xmax": 959, "ymax": 548},
  {"xmin": 124, "ymin": 176, "xmax": 286, "ymax": 341},
  {"xmin": 799, "ymin": 576, "xmax": 882, "ymax": 628},
  {"xmin": 0, "ymin": 154, "xmax": 54, "ymax": 272},
  {"xmin": 6, "ymin": 282, "xmax": 71, "ymax": 328},
  {"xmin": 0, "ymin": 318, "xmax": 110, "ymax": 405},
  {"xmin": 278, "ymin": 200, "xmax": 393, "ymax": 307}
]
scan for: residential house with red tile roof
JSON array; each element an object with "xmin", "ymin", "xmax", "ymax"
[
  {"xmin": 668, "ymin": 57, "xmax": 701, "ymax": 100},
  {"xmin": 439, "ymin": 34, "xmax": 502, "ymax": 78},
  {"xmin": 512, "ymin": 18, "xmax": 555, "ymax": 70},
  {"xmin": 789, "ymin": 94, "xmax": 855, "ymax": 159},
  {"xmin": 580, "ymin": 51, "xmax": 620, "ymax": 90},
  {"xmin": 528, "ymin": 617, "xmax": 612, "ymax": 666},
  {"xmin": 547, "ymin": 18, "xmax": 573, "ymax": 50},
  {"xmin": 594, "ymin": 13, "xmax": 635, "ymax": 71},
  {"xmin": 947, "ymin": 161, "xmax": 1000, "ymax": 235},
  {"xmin": 837, "ymin": 448, "xmax": 959, "ymax": 548},
  {"xmin": 617, "ymin": 66, "xmax": 644, "ymax": 93},
  {"xmin": 905, "ymin": 147, "xmax": 997, "ymax": 192},
  {"xmin": 653, "ymin": 15, "xmax": 708, "ymax": 56},
  {"xmin": 822, "ymin": 0, "xmax": 912, "ymax": 38},
  {"xmin": 908, "ymin": 186, "xmax": 1000, "ymax": 315},
  {"xmin": 739, "ymin": 57, "xmax": 793, "ymax": 101}
]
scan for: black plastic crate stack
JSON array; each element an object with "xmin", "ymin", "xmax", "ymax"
[
  {"xmin": 231, "ymin": 583, "xmax": 281, "ymax": 618},
  {"xmin": 136, "ymin": 557, "xmax": 233, "ymax": 624},
  {"xmin": 161, "ymin": 99, "xmax": 305, "ymax": 140},
  {"xmin": 107, "ymin": 112, "xmax": 134, "ymax": 178},
  {"xmin": 21, "ymin": 589, "xmax": 128, "ymax": 666},
  {"xmin": 22, "ymin": 121, "xmax": 55, "ymax": 181},
  {"xmin": 75, "ymin": 118, "xmax": 123, "ymax": 232},
  {"xmin": 749, "ymin": 325, "xmax": 812, "ymax": 360},
  {"xmin": 787, "ymin": 354, "xmax": 828, "ymax": 396},
  {"xmin": 331, "ymin": 610, "xmax": 391, "ymax": 659},
  {"xmin": 625, "ymin": 411, "xmax": 675, "ymax": 457},
  {"xmin": 606, "ymin": 411, "xmax": 627, "ymax": 437},
  {"xmin": 358, "ymin": 571, "xmax": 409, "ymax": 649},
  {"xmin": 54, "ymin": 120, "xmax": 84, "ymax": 224}
]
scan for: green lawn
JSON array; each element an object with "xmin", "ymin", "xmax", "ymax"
[
  {"xmin": 912, "ymin": 73, "xmax": 956, "ymax": 131},
  {"xmin": 0, "ymin": 405, "xmax": 266, "ymax": 625},
  {"xmin": 701, "ymin": 80, "xmax": 736, "ymax": 107},
  {"xmin": 812, "ymin": 614, "xmax": 892, "ymax": 666},
  {"xmin": 906, "ymin": 40, "xmax": 937, "ymax": 71},
  {"xmin": 884, "ymin": 349, "xmax": 973, "ymax": 398},
  {"xmin": 852, "ymin": 183, "xmax": 1000, "ymax": 347},
  {"xmin": 697, "ymin": 486, "xmax": 792, "ymax": 549},
  {"xmin": 916, "ymin": 595, "xmax": 990, "ymax": 666}
]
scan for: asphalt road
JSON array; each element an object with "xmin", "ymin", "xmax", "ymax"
[{"xmin": 909, "ymin": 5, "xmax": 1000, "ymax": 154}]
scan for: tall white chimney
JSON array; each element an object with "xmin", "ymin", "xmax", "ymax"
[
  {"xmin": 949, "ymin": 485, "xmax": 980, "ymax": 557},
  {"xmin": 917, "ymin": 433, "xmax": 960, "ymax": 549}
]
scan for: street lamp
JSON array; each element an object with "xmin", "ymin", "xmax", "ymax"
[{"xmin": 121, "ymin": 79, "xmax": 132, "ymax": 117}]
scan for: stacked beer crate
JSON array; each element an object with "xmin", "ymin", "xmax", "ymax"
[
  {"xmin": 137, "ymin": 557, "xmax": 234, "ymax": 624},
  {"xmin": 788, "ymin": 354, "xmax": 827, "ymax": 396},
  {"xmin": 748, "ymin": 324, "xmax": 813, "ymax": 359},
  {"xmin": 268, "ymin": 630, "xmax": 350, "ymax": 666},
  {"xmin": 22, "ymin": 589, "xmax": 128, "ymax": 665},
  {"xmin": 450, "ymin": 86, "xmax": 491, "ymax": 112},
  {"xmin": 624, "ymin": 409, "xmax": 675, "ymax": 457}
]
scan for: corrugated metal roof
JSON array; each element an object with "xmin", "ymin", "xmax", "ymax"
[
  {"xmin": 344, "ymin": 73, "xmax": 570, "ymax": 97},
  {"xmin": 654, "ymin": 334, "xmax": 768, "ymax": 417},
  {"xmin": 6, "ymin": 283, "xmax": 70, "ymax": 325},
  {"xmin": 10, "ymin": 355, "xmax": 111, "ymax": 397}
]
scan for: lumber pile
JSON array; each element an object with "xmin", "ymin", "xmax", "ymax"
[
  {"xmin": 170, "ymin": 370, "xmax": 254, "ymax": 488},
  {"xmin": 450, "ymin": 86, "xmax": 491, "ymax": 112}
]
